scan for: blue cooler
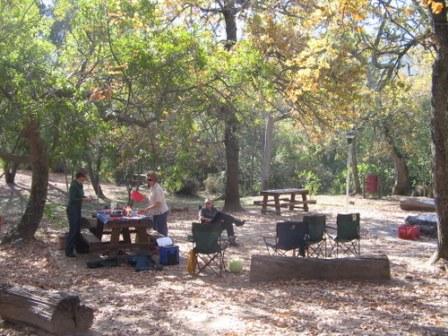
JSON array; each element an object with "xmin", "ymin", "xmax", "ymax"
[{"xmin": 159, "ymin": 245, "xmax": 179, "ymax": 265}]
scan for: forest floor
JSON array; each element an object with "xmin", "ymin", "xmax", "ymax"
[{"xmin": 0, "ymin": 171, "xmax": 447, "ymax": 336}]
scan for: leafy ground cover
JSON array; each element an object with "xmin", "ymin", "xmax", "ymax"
[{"xmin": 0, "ymin": 172, "xmax": 447, "ymax": 335}]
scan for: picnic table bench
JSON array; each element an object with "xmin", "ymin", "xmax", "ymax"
[{"xmin": 254, "ymin": 188, "xmax": 316, "ymax": 215}]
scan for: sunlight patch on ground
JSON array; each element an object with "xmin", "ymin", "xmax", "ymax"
[{"xmin": 177, "ymin": 309, "xmax": 246, "ymax": 334}]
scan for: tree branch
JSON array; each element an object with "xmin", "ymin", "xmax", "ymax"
[{"xmin": 0, "ymin": 149, "xmax": 29, "ymax": 164}]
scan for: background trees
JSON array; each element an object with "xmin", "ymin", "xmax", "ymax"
[{"xmin": 0, "ymin": 0, "xmax": 445, "ymax": 259}]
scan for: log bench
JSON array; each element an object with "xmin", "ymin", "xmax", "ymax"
[
  {"xmin": 0, "ymin": 284, "xmax": 94, "ymax": 335},
  {"xmin": 249, "ymin": 254, "xmax": 391, "ymax": 282}
]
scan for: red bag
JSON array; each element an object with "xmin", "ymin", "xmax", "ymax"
[
  {"xmin": 131, "ymin": 190, "xmax": 145, "ymax": 202},
  {"xmin": 398, "ymin": 224, "xmax": 421, "ymax": 240}
]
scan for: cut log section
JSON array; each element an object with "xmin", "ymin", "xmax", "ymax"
[
  {"xmin": 249, "ymin": 254, "xmax": 391, "ymax": 282},
  {"xmin": 399, "ymin": 198, "xmax": 436, "ymax": 212},
  {"xmin": 0, "ymin": 284, "xmax": 94, "ymax": 335}
]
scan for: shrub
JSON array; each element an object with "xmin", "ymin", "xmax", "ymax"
[{"xmin": 204, "ymin": 172, "xmax": 225, "ymax": 195}]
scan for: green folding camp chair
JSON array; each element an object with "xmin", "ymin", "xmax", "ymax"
[
  {"xmin": 303, "ymin": 214, "xmax": 327, "ymax": 258},
  {"xmin": 191, "ymin": 222, "xmax": 228, "ymax": 276},
  {"xmin": 328, "ymin": 213, "xmax": 360, "ymax": 257}
]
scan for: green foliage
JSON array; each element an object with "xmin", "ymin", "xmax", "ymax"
[
  {"xmin": 0, "ymin": 0, "xmax": 434, "ymax": 203},
  {"xmin": 297, "ymin": 170, "xmax": 321, "ymax": 195},
  {"xmin": 43, "ymin": 203, "xmax": 66, "ymax": 229}
]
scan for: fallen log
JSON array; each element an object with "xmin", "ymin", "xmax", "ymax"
[
  {"xmin": 249, "ymin": 254, "xmax": 391, "ymax": 282},
  {"xmin": 399, "ymin": 198, "xmax": 435, "ymax": 212},
  {"xmin": 405, "ymin": 214, "xmax": 438, "ymax": 237},
  {"xmin": 0, "ymin": 284, "xmax": 94, "ymax": 335}
]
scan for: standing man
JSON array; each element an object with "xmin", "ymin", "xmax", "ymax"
[
  {"xmin": 66, "ymin": 171, "xmax": 90, "ymax": 257},
  {"xmin": 143, "ymin": 171, "xmax": 169, "ymax": 236}
]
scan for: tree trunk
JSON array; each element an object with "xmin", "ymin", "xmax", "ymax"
[
  {"xmin": 430, "ymin": 2, "xmax": 448, "ymax": 261},
  {"xmin": 383, "ymin": 123, "xmax": 411, "ymax": 195},
  {"xmin": 223, "ymin": 109, "xmax": 242, "ymax": 211},
  {"xmin": 4, "ymin": 120, "xmax": 49, "ymax": 242},
  {"xmin": 390, "ymin": 149, "xmax": 411, "ymax": 195},
  {"xmin": 86, "ymin": 151, "xmax": 106, "ymax": 199},
  {"xmin": 261, "ymin": 114, "xmax": 274, "ymax": 190},
  {"xmin": 222, "ymin": 0, "xmax": 242, "ymax": 211},
  {"xmin": 350, "ymin": 137, "xmax": 362, "ymax": 194},
  {"xmin": 4, "ymin": 161, "xmax": 19, "ymax": 185}
]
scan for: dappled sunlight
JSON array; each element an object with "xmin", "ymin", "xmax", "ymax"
[{"xmin": 0, "ymin": 172, "xmax": 447, "ymax": 335}]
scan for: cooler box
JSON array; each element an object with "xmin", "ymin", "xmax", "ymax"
[
  {"xmin": 398, "ymin": 224, "xmax": 421, "ymax": 240},
  {"xmin": 159, "ymin": 245, "xmax": 179, "ymax": 265}
]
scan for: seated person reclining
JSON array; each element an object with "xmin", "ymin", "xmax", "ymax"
[{"xmin": 198, "ymin": 199, "xmax": 245, "ymax": 246}]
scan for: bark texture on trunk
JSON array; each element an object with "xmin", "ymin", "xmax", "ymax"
[
  {"xmin": 86, "ymin": 152, "xmax": 105, "ymax": 199},
  {"xmin": 223, "ymin": 109, "xmax": 242, "ymax": 211},
  {"xmin": 383, "ymin": 123, "xmax": 411, "ymax": 195},
  {"xmin": 4, "ymin": 120, "xmax": 49, "ymax": 242},
  {"xmin": 431, "ymin": 1, "xmax": 448, "ymax": 260},
  {"xmin": 350, "ymin": 138, "xmax": 362, "ymax": 194},
  {"xmin": 261, "ymin": 114, "xmax": 274, "ymax": 191},
  {"xmin": 222, "ymin": 0, "xmax": 242, "ymax": 211},
  {"xmin": 390, "ymin": 149, "xmax": 411, "ymax": 195}
]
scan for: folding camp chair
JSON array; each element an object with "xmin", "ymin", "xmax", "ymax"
[
  {"xmin": 263, "ymin": 221, "xmax": 308, "ymax": 257},
  {"xmin": 303, "ymin": 214, "xmax": 327, "ymax": 258},
  {"xmin": 191, "ymin": 222, "xmax": 228, "ymax": 276},
  {"xmin": 328, "ymin": 213, "xmax": 360, "ymax": 257}
]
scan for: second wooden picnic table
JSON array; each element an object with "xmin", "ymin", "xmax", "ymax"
[{"xmin": 255, "ymin": 188, "xmax": 316, "ymax": 215}]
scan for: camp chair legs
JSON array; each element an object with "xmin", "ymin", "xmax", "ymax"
[
  {"xmin": 335, "ymin": 239, "xmax": 360, "ymax": 257},
  {"xmin": 327, "ymin": 239, "xmax": 360, "ymax": 257},
  {"xmin": 305, "ymin": 239, "xmax": 327, "ymax": 258},
  {"xmin": 196, "ymin": 248, "xmax": 226, "ymax": 276}
]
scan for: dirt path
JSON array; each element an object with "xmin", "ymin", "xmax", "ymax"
[{"xmin": 0, "ymin": 172, "xmax": 447, "ymax": 335}]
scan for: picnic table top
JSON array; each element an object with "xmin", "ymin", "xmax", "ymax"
[
  {"xmin": 96, "ymin": 212, "xmax": 153, "ymax": 228},
  {"xmin": 260, "ymin": 188, "xmax": 309, "ymax": 195}
]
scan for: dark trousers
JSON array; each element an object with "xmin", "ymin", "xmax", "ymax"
[
  {"xmin": 66, "ymin": 205, "xmax": 82, "ymax": 255},
  {"xmin": 211, "ymin": 212, "xmax": 236, "ymax": 237},
  {"xmin": 153, "ymin": 211, "xmax": 169, "ymax": 236}
]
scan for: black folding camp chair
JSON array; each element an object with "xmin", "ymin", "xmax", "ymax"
[
  {"xmin": 263, "ymin": 221, "xmax": 307, "ymax": 257},
  {"xmin": 191, "ymin": 222, "xmax": 228, "ymax": 275}
]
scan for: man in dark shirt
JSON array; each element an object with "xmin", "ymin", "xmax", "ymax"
[
  {"xmin": 65, "ymin": 171, "xmax": 90, "ymax": 257},
  {"xmin": 199, "ymin": 199, "xmax": 244, "ymax": 246}
]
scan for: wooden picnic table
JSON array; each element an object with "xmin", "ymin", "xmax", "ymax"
[
  {"xmin": 94, "ymin": 212, "xmax": 153, "ymax": 252},
  {"xmin": 254, "ymin": 188, "xmax": 316, "ymax": 215}
]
